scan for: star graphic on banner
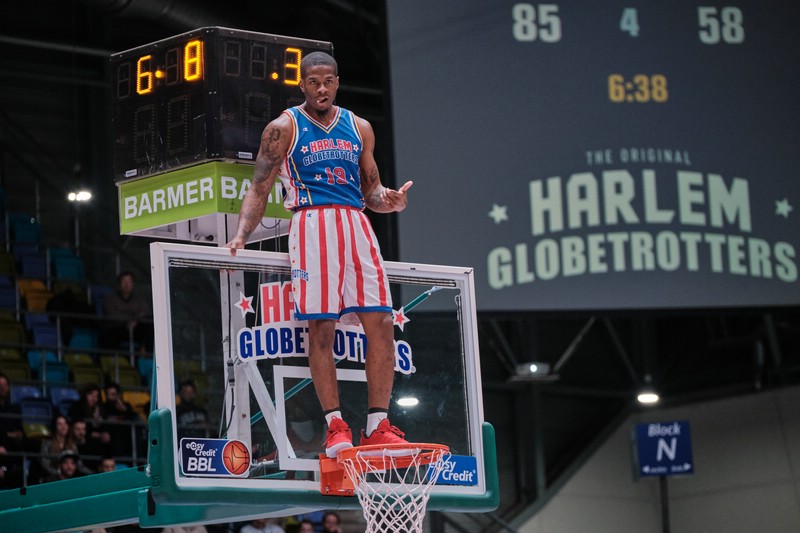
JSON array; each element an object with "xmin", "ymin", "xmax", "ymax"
[
  {"xmin": 775, "ymin": 198, "xmax": 793, "ymax": 218},
  {"xmin": 488, "ymin": 204, "xmax": 508, "ymax": 224},
  {"xmin": 234, "ymin": 291, "xmax": 255, "ymax": 318},
  {"xmin": 300, "ymin": 145, "xmax": 308, "ymax": 154},
  {"xmin": 300, "ymin": 197, "xmax": 308, "ymax": 205},
  {"xmin": 315, "ymin": 174, "xmax": 323, "ymax": 181},
  {"xmin": 353, "ymin": 144, "xmax": 360, "ymax": 152},
  {"xmin": 392, "ymin": 307, "xmax": 411, "ymax": 331}
]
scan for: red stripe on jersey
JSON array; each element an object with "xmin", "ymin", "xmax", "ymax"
[
  {"xmin": 348, "ymin": 212, "xmax": 366, "ymax": 307},
  {"xmin": 318, "ymin": 210, "xmax": 329, "ymax": 313},
  {"xmin": 335, "ymin": 209, "xmax": 346, "ymax": 303},
  {"xmin": 298, "ymin": 212, "xmax": 307, "ymax": 313},
  {"xmin": 359, "ymin": 213, "xmax": 387, "ymax": 305}
]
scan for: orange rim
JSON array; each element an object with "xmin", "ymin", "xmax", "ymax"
[{"xmin": 336, "ymin": 443, "xmax": 450, "ymax": 471}]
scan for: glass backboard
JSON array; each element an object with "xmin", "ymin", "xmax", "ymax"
[{"xmin": 148, "ymin": 242, "xmax": 497, "ymax": 512}]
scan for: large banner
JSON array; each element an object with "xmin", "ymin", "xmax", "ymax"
[{"xmin": 387, "ymin": 1, "xmax": 800, "ymax": 310}]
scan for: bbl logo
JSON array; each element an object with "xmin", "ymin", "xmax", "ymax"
[{"xmin": 180, "ymin": 438, "xmax": 251, "ymax": 477}]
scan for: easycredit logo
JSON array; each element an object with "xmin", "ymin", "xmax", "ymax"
[{"xmin": 432, "ymin": 455, "xmax": 478, "ymax": 486}]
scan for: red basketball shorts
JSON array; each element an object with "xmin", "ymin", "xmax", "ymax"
[{"xmin": 289, "ymin": 206, "xmax": 392, "ymax": 321}]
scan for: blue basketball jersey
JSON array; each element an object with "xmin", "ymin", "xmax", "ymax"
[{"xmin": 278, "ymin": 106, "xmax": 364, "ymax": 210}]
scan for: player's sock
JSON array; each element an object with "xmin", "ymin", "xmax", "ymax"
[
  {"xmin": 365, "ymin": 408, "xmax": 388, "ymax": 437},
  {"xmin": 324, "ymin": 408, "xmax": 343, "ymax": 426}
]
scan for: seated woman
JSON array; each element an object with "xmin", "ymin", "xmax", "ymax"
[{"xmin": 37, "ymin": 415, "xmax": 91, "ymax": 482}]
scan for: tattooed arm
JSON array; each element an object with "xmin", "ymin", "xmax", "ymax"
[
  {"xmin": 357, "ymin": 116, "xmax": 413, "ymax": 214},
  {"xmin": 226, "ymin": 114, "xmax": 292, "ymax": 255}
]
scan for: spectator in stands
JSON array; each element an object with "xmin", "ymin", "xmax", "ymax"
[
  {"xmin": 102, "ymin": 382, "xmax": 140, "ymax": 459},
  {"xmin": 295, "ymin": 511, "xmax": 324, "ymax": 533},
  {"xmin": 45, "ymin": 286, "xmax": 94, "ymax": 345},
  {"xmin": 68, "ymin": 383, "xmax": 110, "ymax": 445},
  {"xmin": 0, "ymin": 373, "xmax": 23, "ymax": 488},
  {"xmin": 38, "ymin": 414, "xmax": 84, "ymax": 481},
  {"xmin": 101, "ymin": 271, "xmax": 153, "ymax": 353},
  {"xmin": 322, "ymin": 512, "xmax": 342, "ymax": 533},
  {"xmin": 175, "ymin": 380, "xmax": 208, "ymax": 439},
  {"xmin": 70, "ymin": 419, "xmax": 106, "ymax": 471},
  {"xmin": 98, "ymin": 456, "xmax": 116, "ymax": 472},
  {"xmin": 240, "ymin": 518, "xmax": 285, "ymax": 533},
  {"xmin": 297, "ymin": 520, "xmax": 315, "ymax": 533},
  {"xmin": 46, "ymin": 449, "xmax": 83, "ymax": 482},
  {"xmin": 0, "ymin": 373, "xmax": 23, "ymax": 444}
]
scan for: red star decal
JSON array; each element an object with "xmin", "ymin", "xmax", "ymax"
[
  {"xmin": 392, "ymin": 308, "xmax": 410, "ymax": 331},
  {"xmin": 234, "ymin": 291, "xmax": 255, "ymax": 318}
]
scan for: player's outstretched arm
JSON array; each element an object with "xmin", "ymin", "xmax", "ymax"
[
  {"xmin": 226, "ymin": 114, "xmax": 292, "ymax": 255},
  {"xmin": 358, "ymin": 117, "xmax": 413, "ymax": 213}
]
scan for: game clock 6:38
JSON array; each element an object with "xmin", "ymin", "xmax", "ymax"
[
  {"xmin": 607, "ymin": 74, "xmax": 669, "ymax": 103},
  {"xmin": 110, "ymin": 27, "xmax": 333, "ymax": 181}
]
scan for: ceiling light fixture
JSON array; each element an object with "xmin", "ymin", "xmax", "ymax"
[
  {"xmin": 396, "ymin": 397, "xmax": 419, "ymax": 407},
  {"xmin": 637, "ymin": 390, "xmax": 660, "ymax": 405},
  {"xmin": 510, "ymin": 362, "xmax": 558, "ymax": 382}
]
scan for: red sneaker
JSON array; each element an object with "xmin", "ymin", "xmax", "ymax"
[
  {"xmin": 324, "ymin": 417, "xmax": 353, "ymax": 458},
  {"xmin": 359, "ymin": 419, "xmax": 418, "ymax": 456}
]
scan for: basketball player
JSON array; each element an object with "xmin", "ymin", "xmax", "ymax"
[{"xmin": 226, "ymin": 51, "xmax": 413, "ymax": 458}]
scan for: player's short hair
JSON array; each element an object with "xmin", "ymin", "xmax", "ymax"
[{"xmin": 301, "ymin": 51, "xmax": 338, "ymax": 77}]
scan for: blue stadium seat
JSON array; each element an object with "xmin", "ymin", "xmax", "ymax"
[
  {"xmin": 27, "ymin": 349, "xmax": 58, "ymax": 373},
  {"xmin": 42, "ymin": 361, "xmax": 70, "ymax": 385},
  {"xmin": 0, "ymin": 286, "xmax": 16, "ymax": 310},
  {"xmin": 49, "ymin": 385, "xmax": 80, "ymax": 415},
  {"xmin": 11, "ymin": 242, "xmax": 39, "ymax": 264},
  {"xmin": 68, "ymin": 327, "xmax": 98, "ymax": 351},
  {"xmin": 137, "ymin": 356, "xmax": 154, "ymax": 387},
  {"xmin": 24, "ymin": 312, "xmax": 50, "ymax": 331},
  {"xmin": 47, "ymin": 246, "xmax": 76, "ymax": 262},
  {"xmin": 20, "ymin": 252, "xmax": 48, "ymax": 279},
  {"xmin": 32, "ymin": 324, "xmax": 60, "ymax": 348},
  {"xmin": 90, "ymin": 285, "xmax": 114, "ymax": 316},
  {"xmin": 10, "ymin": 384, "xmax": 41, "ymax": 403},
  {"xmin": 11, "ymin": 220, "xmax": 41, "ymax": 243},
  {"xmin": 53, "ymin": 256, "xmax": 85, "ymax": 281}
]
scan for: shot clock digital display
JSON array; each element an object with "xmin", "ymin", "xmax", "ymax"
[
  {"xmin": 387, "ymin": 1, "xmax": 800, "ymax": 311},
  {"xmin": 110, "ymin": 27, "xmax": 333, "ymax": 181}
]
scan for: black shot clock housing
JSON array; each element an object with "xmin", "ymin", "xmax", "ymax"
[{"xmin": 110, "ymin": 27, "xmax": 333, "ymax": 181}]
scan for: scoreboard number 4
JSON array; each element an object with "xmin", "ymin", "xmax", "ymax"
[{"xmin": 620, "ymin": 8, "xmax": 640, "ymax": 37}]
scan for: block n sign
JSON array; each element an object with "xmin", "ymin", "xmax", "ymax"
[{"xmin": 633, "ymin": 421, "xmax": 694, "ymax": 478}]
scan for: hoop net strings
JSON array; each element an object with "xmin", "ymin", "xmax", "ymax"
[{"xmin": 339, "ymin": 449, "xmax": 450, "ymax": 533}]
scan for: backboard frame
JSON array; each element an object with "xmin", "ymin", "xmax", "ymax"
[{"xmin": 148, "ymin": 241, "xmax": 498, "ymax": 514}]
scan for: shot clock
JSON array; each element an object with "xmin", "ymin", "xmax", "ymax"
[{"xmin": 110, "ymin": 27, "xmax": 333, "ymax": 181}]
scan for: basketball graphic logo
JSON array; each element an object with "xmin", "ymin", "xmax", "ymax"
[{"xmin": 222, "ymin": 440, "xmax": 250, "ymax": 476}]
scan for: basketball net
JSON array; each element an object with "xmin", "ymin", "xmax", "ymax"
[{"xmin": 336, "ymin": 444, "xmax": 450, "ymax": 533}]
